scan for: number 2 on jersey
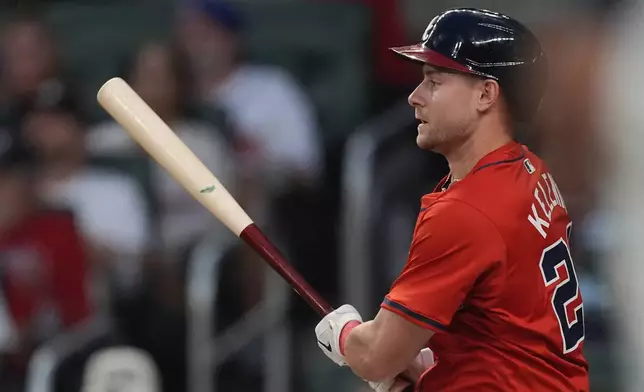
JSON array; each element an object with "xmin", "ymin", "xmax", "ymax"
[{"xmin": 539, "ymin": 224, "xmax": 585, "ymax": 354}]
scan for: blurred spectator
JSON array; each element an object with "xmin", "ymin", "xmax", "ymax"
[
  {"xmin": 20, "ymin": 83, "xmax": 151, "ymax": 305},
  {"xmin": 176, "ymin": 0, "xmax": 322, "ymax": 203},
  {"xmin": 597, "ymin": 1, "xmax": 644, "ymax": 390},
  {"xmin": 87, "ymin": 42, "xmax": 237, "ymax": 255},
  {"xmin": 0, "ymin": 129, "xmax": 91, "ymax": 391},
  {"xmin": 0, "ymin": 14, "xmax": 67, "ymax": 130},
  {"xmin": 176, "ymin": 0, "xmax": 328, "ymax": 313},
  {"xmin": 533, "ymin": 16, "xmax": 605, "ymax": 225},
  {"xmin": 529, "ymin": 9, "xmax": 615, "ymax": 322},
  {"xmin": 176, "ymin": 4, "xmax": 329, "ymax": 390}
]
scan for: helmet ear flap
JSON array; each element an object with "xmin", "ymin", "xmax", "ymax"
[{"xmin": 498, "ymin": 53, "xmax": 548, "ymax": 123}]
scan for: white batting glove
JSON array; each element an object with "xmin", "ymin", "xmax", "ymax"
[
  {"xmin": 314, "ymin": 304, "xmax": 362, "ymax": 366},
  {"xmin": 368, "ymin": 379, "xmax": 398, "ymax": 392},
  {"xmin": 404, "ymin": 348, "xmax": 434, "ymax": 381},
  {"xmin": 369, "ymin": 379, "xmax": 414, "ymax": 392}
]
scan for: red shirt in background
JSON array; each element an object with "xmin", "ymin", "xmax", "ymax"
[{"xmin": 0, "ymin": 210, "xmax": 90, "ymax": 336}]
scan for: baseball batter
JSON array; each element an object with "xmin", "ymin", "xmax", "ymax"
[{"xmin": 315, "ymin": 8, "xmax": 590, "ymax": 392}]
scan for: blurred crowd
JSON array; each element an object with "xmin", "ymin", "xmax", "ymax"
[
  {"xmin": 0, "ymin": 0, "xmax": 633, "ymax": 391},
  {"xmin": 0, "ymin": 1, "xmax": 330, "ymax": 390}
]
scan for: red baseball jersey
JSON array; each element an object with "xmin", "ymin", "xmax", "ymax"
[
  {"xmin": 0, "ymin": 210, "xmax": 91, "ymax": 334},
  {"xmin": 382, "ymin": 141, "xmax": 589, "ymax": 391}
]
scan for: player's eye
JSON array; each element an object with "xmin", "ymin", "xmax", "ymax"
[{"xmin": 424, "ymin": 78, "xmax": 439, "ymax": 88}]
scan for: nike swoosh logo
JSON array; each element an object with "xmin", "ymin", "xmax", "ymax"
[{"xmin": 317, "ymin": 340, "xmax": 332, "ymax": 353}]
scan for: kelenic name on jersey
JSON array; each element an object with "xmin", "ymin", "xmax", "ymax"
[{"xmin": 528, "ymin": 172, "xmax": 567, "ymax": 238}]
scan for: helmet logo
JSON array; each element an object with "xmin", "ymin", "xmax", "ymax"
[
  {"xmin": 422, "ymin": 27, "xmax": 431, "ymax": 42},
  {"xmin": 422, "ymin": 15, "xmax": 441, "ymax": 42}
]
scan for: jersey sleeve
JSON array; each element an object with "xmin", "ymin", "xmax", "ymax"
[{"xmin": 382, "ymin": 200, "xmax": 506, "ymax": 332}]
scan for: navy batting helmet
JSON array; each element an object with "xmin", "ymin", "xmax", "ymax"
[{"xmin": 391, "ymin": 8, "xmax": 547, "ymax": 122}]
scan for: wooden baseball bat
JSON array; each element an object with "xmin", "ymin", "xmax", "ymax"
[{"xmin": 97, "ymin": 77, "xmax": 333, "ymax": 317}]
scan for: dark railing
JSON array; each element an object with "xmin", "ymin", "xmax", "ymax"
[{"xmin": 186, "ymin": 236, "xmax": 291, "ymax": 392}]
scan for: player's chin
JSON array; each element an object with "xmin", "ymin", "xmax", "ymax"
[{"xmin": 416, "ymin": 134, "xmax": 437, "ymax": 152}]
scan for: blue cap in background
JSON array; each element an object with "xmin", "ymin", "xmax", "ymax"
[{"xmin": 184, "ymin": 0, "xmax": 244, "ymax": 33}]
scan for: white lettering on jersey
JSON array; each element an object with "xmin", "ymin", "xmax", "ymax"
[
  {"xmin": 541, "ymin": 174, "xmax": 558, "ymax": 209},
  {"xmin": 537, "ymin": 182, "xmax": 554, "ymax": 216},
  {"xmin": 528, "ymin": 204, "xmax": 550, "ymax": 238},
  {"xmin": 534, "ymin": 187, "xmax": 551, "ymax": 220},
  {"xmin": 547, "ymin": 173, "xmax": 567, "ymax": 210},
  {"xmin": 528, "ymin": 172, "xmax": 568, "ymax": 238}
]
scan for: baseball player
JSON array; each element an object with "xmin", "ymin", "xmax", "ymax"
[{"xmin": 315, "ymin": 8, "xmax": 589, "ymax": 392}]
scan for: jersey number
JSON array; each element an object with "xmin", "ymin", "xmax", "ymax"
[{"xmin": 539, "ymin": 230, "xmax": 585, "ymax": 354}]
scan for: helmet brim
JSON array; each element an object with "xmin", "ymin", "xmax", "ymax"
[{"xmin": 390, "ymin": 44, "xmax": 496, "ymax": 80}]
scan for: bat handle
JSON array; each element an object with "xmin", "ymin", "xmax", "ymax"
[{"xmin": 240, "ymin": 224, "xmax": 334, "ymax": 317}]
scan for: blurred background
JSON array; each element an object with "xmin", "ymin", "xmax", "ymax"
[{"xmin": 0, "ymin": 0, "xmax": 638, "ymax": 391}]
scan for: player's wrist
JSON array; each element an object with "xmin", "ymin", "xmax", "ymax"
[
  {"xmin": 315, "ymin": 304, "xmax": 363, "ymax": 366},
  {"xmin": 339, "ymin": 320, "xmax": 362, "ymax": 355}
]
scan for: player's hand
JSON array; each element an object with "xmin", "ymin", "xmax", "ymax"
[
  {"xmin": 367, "ymin": 348, "xmax": 434, "ymax": 391},
  {"xmin": 401, "ymin": 347, "xmax": 434, "ymax": 381},
  {"xmin": 314, "ymin": 304, "xmax": 362, "ymax": 366}
]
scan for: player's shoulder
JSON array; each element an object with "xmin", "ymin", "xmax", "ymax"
[
  {"xmin": 414, "ymin": 196, "xmax": 507, "ymax": 259},
  {"xmin": 470, "ymin": 142, "xmax": 545, "ymax": 181},
  {"xmin": 452, "ymin": 144, "xmax": 572, "ymax": 238},
  {"xmin": 419, "ymin": 194, "xmax": 498, "ymax": 234},
  {"xmin": 429, "ymin": 143, "xmax": 546, "ymax": 221},
  {"xmin": 452, "ymin": 143, "xmax": 546, "ymax": 199}
]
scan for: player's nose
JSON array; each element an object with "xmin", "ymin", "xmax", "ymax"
[{"xmin": 408, "ymin": 85, "xmax": 424, "ymax": 108}]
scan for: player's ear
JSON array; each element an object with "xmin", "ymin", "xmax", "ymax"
[{"xmin": 476, "ymin": 79, "xmax": 500, "ymax": 113}]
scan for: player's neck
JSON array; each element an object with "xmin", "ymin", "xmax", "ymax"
[{"xmin": 446, "ymin": 120, "xmax": 513, "ymax": 181}]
